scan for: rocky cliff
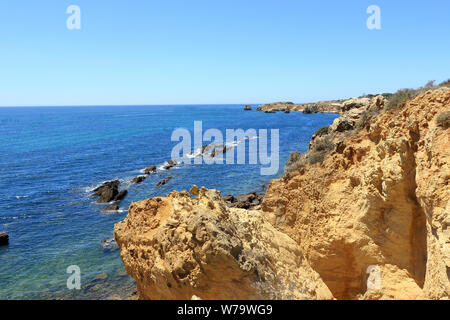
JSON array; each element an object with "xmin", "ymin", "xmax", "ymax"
[
  {"xmin": 264, "ymin": 88, "xmax": 449, "ymax": 299},
  {"xmin": 115, "ymin": 88, "xmax": 449, "ymax": 300},
  {"xmin": 256, "ymin": 100, "xmax": 343, "ymax": 113}
]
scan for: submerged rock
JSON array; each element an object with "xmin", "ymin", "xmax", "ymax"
[
  {"xmin": 103, "ymin": 204, "xmax": 119, "ymax": 212},
  {"xmin": 0, "ymin": 232, "xmax": 9, "ymax": 246},
  {"xmin": 156, "ymin": 176, "xmax": 172, "ymax": 186},
  {"xmin": 101, "ymin": 238, "xmax": 119, "ymax": 251}
]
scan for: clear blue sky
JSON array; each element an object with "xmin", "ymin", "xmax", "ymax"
[{"xmin": 0, "ymin": 0, "xmax": 449, "ymax": 106}]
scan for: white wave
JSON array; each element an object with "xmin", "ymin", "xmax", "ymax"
[{"xmin": 15, "ymin": 195, "xmax": 28, "ymax": 199}]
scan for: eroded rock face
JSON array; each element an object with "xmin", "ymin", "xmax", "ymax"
[
  {"xmin": 263, "ymin": 88, "xmax": 450, "ymax": 300},
  {"xmin": 114, "ymin": 188, "xmax": 332, "ymax": 300}
]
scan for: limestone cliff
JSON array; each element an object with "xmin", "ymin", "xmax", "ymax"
[{"xmin": 264, "ymin": 88, "xmax": 450, "ymax": 299}]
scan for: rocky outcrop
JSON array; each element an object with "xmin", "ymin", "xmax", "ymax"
[
  {"xmin": 163, "ymin": 160, "xmax": 177, "ymax": 170},
  {"xmin": 257, "ymin": 100, "xmax": 342, "ymax": 113},
  {"xmin": 156, "ymin": 176, "xmax": 172, "ymax": 186},
  {"xmin": 131, "ymin": 176, "xmax": 146, "ymax": 184},
  {"xmin": 263, "ymin": 88, "xmax": 450, "ymax": 300},
  {"xmin": 144, "ymin": 165, "xmax": 157, "ymax": 174},
  {"xmin": 222, "ymin": 192, "xmax": 265, "ymax": 210},
  {"xmin": 114, "ymin": 190, "xmax": 128, "ymax": 201},
  {"xmin": 103, "ymin": 204, "xmax": 119, "ymax": 212},
  {"xmin": 101, "ymin": 238, "xmax": 119, "ymax": 251},
  {"xmin": 114, "ymin": 188, "xmax": 333, "ymax": 300},
  {"xmin": 92, "ymin": 180, "xmax": 120, "ymax": 203},
  {"xmin": 244, "ymin": 105, "xmax": 252, "ymax": 111},
  {"xmin": 0, "ymin": 232, "xmax": 9, "ymax": 246},
  {"xmin": 308, "ymin": 95, "xmax": 386, "ymax": 152}
]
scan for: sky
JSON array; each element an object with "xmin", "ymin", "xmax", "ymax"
[{"xmin": 0, "ymin": 0, "xmax": 449, "ymax": 106}]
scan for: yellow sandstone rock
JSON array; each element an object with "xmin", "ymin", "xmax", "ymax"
[
  {"xmin": 263, "ymin": 88, "xmax": 450, "ymax": 299},
  {"xmin": 114, "ymin": 88, "xmax": 449, "ymax": 300},
  {"xmin": 114, "ymin": 188, "xmax": 332, "ymax": 300}
]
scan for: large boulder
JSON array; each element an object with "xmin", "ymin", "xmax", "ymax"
[
  {"xmin": 264, "ymin": 89, "xmax": 450, "ymax": 299},
  {"xmin": 131, "ymin": 176, "xmax": 146, "ymax": 184},
  {"xmin": 92, "ymin": 180, "xmax": 119, "ymax": 203},
  {"xmin": 144, "ymin": 165, "xmax": 157, "ymax": 174},
  {"xmin": 341, "ymin": 97, "xmax": 371, "ymax": 112},
  {"xmin": 0, "ymin": 232, "xmax": 9, "ymax": 246},
  {"xmin": 156, "ymin": 176, "xmax": 172, "ymax": 186}
]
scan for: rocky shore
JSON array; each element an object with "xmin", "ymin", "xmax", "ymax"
[{"xmin": 113, "ymin": 87, "xmax": 449, "ymax": 300}]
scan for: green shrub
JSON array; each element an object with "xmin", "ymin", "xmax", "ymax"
[
  {"xmin": 356, "ymin": 109, "xmax": 381, "ymax": 130},
  {"xmin": 439, "ymin": 79, "xmax": 450, "ymax": 87},
  {"xmin": 385, "ymin": 80, "xmax": 441, "ymax": 111},
  {"xmin": 314, "ymin": 126, "xmax": 329, "ymax": 137},
  {"xmin": 436, "ymin": 111, "xmax": 450, "ymax": 129},
  {"xmin": 386, "ymin": 88, "xmax": 418, "ymax": 110},
  {"xmin": 308, "ymin": 150, "xmax": 328, "ymax": 165},
  {"xmin": 312, "ymin": 136, "xmax": 333, "ymax": 152},
  {"xmin": 284, "ymin": 151, "xmax": 307, "ymax": 173}
]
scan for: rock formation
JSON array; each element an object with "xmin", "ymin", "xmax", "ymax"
[
  {"xmin": 103, "ymin": 204, "xmax": 119, "ymax": 212},
  {"xmin": 156, "ymin": 176, "xmax": 172, "ymax": 186},
  {"xmin": 114, "ymin": 188, "xmax": 332, "ymax": 300},
  {"xmin": 115, "ymin": 88, "xmax": 449, "ymax": 300},
  {"xmin": 264, "ymin": 88, "xmax": 450, "ymax": 299},
  {"xmin": 0, "ymin": 232, "xmax": 9, "ymax": 246},
  {"xmin": 131, "ymin": 176, "xmax": 146, "ymax": 184},
  {"xmin": 144, "ymin": 165, "xmax": 157, "ymax": 174},
  {"xmin": 222, "ymin": 192, "xmax": 265, "ymax": 210},
  {"xmin": 257, "ymin": 100, "xmax": 343, "ymax": 113},
  {"xmin": 163, "ymin": 160, "xmax": 177, "ymax": 170},
  {"xmin": 92, "ymin": 180, "xmax": 120, "ymax": 203}
]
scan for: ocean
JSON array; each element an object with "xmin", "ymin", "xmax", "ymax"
[{"xmin": 0, "ymin": 105, "xmax": 338, "ymax": 299}]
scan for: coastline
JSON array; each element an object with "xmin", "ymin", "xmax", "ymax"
[{"xmin": 112, "ymin": 86, "xmax": 450, "ymax": 300}]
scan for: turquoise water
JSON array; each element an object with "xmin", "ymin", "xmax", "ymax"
[{"xmin": 0, "ymin": 105, "xmax": 338, "ymax": 299}]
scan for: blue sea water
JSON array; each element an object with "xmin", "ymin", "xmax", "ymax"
[{"xmin": 0, "ymin": 105, "xmax": 338, "ymax": 299}]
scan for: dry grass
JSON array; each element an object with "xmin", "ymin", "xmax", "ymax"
[{"xmin": 436, "ymin": 111, "xmax": 450, "ymax": 129}]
